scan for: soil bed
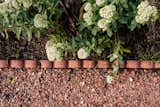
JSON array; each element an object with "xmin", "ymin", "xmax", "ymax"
[
  {"xmin": 0, "ymin": 36, "xmax": 48, "ymax": 59},
  {"xmin": 0, "ymin": 69, "xmax": 159, "ymax": 107}
]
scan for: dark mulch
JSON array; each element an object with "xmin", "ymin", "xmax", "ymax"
[
  {"xmin": 0, "ymin": 36, "xmax": 48, "ymax": 59},
  {"xmin": 0, "ymin": 69, "xmax": 159, "ymax": 107}
]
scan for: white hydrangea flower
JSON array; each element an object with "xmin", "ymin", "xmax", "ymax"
[
  {"xmin": 34, "ymin": 14, "xmax": 48, "ymax": 28},
  {"xmin": 45, "ymin": 39, "xmax": 54, "ymax": 48},
  {"xmin": 137, "ymin": 0, "xmax": 149, "ymax": 11},
  {"xmin": 46, "ymin": 46, "xmax": 61, "ymax": 61},
  {"xmin": 0, "ymin": 4, "xmax": 8, "ymax": 14},
  {"xmin": 97, "ymin": 18, "xmax": 110, "ymax": 31},
  {"xmin": 135, "ymin": 15, "xmax": 149, "ymax": 24},
  {"xmin": 0, "ymin": 0, "xmax": 32, "ymax": 13},
  {"xmin": 22, "ymin": 0, "xmax": 32, "ymax": 8},
  {"xmin": 135, "ymin": 1, "xmax": 158, "ymax": 24},
  {"xmin": 99, "ymin": 4, "xmax": 116, "ymax": 20},
  {"xmin": 84, "ymin": 2, "xmax": 92, "ymax": 11},
  {"xmin": 45, "ymin": 40, "xmax": 63, "ymax": 61},
  {"xmin": 77, "ymin": 48, "xmax": 89, "ymax": 59},
  {"xmin": 11, "ymin": 0, "xmax": 21, "ymax": 9},
  {"xmin": 0, "ymin": 0, "xmax": 13, "ymax": 14},
  {"xmin": 96, "ymin": 0, "xmax": 105, "ymax": 6},
  {"xmin": 83, "ymin": 11, "xmax": 93, "ymax": 25}
]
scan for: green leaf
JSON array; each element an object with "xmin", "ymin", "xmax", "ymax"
[
  {"xmin": 79, "ymin": 22, "xmax": 86, "ymax": 32},
  {"xmin": 25, "ymin": 27, "xmax": 32, "ymax": 41},
  {"xmin": 91, "ymin": 27, "xmax": 98, "ymax": 36},
  {"xmin": 35, "ymin": 30, "xmax": 41, "ymax": 38},
  {"xmin": 119, "ymin": 17, "xmax": 128, "ymax": 24},
  {"xmin": 113, "ymin": 65, "xmax": 119, "ymax": 74},
  {"xmin": 96, "ymin": 48, "xmax": 102, "ymax": 56},
  {"xmin": 109, "ymin": 55, "xmax": 116, "ymax": 62},
  {"xmin": 15, "ymin": 27, "xmax": 22, "ymax": 40},
  {"xmin": 129, "ymin": 20, "xmax": 138, "ymax": 31},
  {"xmin": 106, "ymin": 28, "xmax": 113, "ymax": 37},
  {"xmin": 4, "ymin": 29, "xmax": 8, "ymax": 39},
  {"xmin": 123, "ymin": 48, "xmax": 131, "ymax": 53}
]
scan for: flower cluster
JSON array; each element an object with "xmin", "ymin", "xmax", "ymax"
[
  {"xmin": 34, "ymin": 14, "xmax": 48, "ymax": 28},
  {"xmin": 96, "ymin": 0, "xmax": 105, "ymax": 6},
  {"xmin": 45, "ymin": 40, "xmax": 63, "ymax": 61},
  {"xmin": 97, "ymin": 18, "xmax": 109, "ymax": 31},
  {"xmin": 99, "ymin": 5, "xmax": 116, "ymax": 19},
  {"xmin": 83, "ymin": 2, "xmax": 93, "ymax": 25},
  {"xmin": 22, "ymin": 0, "xmax": 32, "ymax": 8},
  {"xmin": 135, "ymin": 0, "xmax": 158, "ymax": 24},
  {"xmin": 84, "ymin": 2, "xmax": 92, "ymax": 11},
  {"xmin": 83, "ymin": 1, "xmax": 116, "ymax": 32},
  {"xmin": 77, "ymin": 48, "xmax": 89, "ymax": 59},
  {"xmin": 0, "ymin": 0, "xmax": 32, "ymax": 14},
  {"xmin": 83, "ymin": 11, "xmax": 93, "ymax": 25},
  {"xmin": 98, "ymin": 4, "xmax": 116, "ymax": 31},
  {"xmin": 0, "ymin": 2, "xmax": 8, "ymax": 14}
]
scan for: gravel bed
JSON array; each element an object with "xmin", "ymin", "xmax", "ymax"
[{"xmin": 0, "ymin": 69, "xmax": 159, "ymax": 107}]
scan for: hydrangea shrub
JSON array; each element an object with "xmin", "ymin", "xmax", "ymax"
[
  {"xmin": 0, "ymin": 0, "xmax": 62, "ymax": 41},
  {"xmin": 79, "ymin": 0, "xmax": 158, "ymax": 61},
  {"xmin": 71, "ymin": 0, "xmax": 158, "ymax": 72},
  {"xmin": 81, "ymin": 0, "xmax": 158, "ymax": 35}
]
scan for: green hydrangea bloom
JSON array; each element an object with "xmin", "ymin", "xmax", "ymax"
[
  {"xmin": 99, "ymin": 4, "xmax": 116, "ymax": 20},
  {"xmin": 135, "ymin": 1, "xmax": 158, "ymax": 24},
  {"xmin": 34, "ymin": 14, "xmax": 48, "ymax": 28},
  {"xmin": 97, "ymin": 18, "xmax": 110, "ymax": 31},
  {"xmin": 45, "ymin": 40, "xmax": 63, "ymax": 61},
  {"xmin": 83, "ymin": 11, "xmax": 93, "ymax": 25},
  {"xmin": 84, "ymin": 2, "xmax": 92, "ymax": 11},
  {"xmin": 11, "ymin": 0, "xmax": 21, "ymax": 10},
  {"xmin": 96, "ymin": 0, "xmax": 105, "ymax": 6},
  {"xmin": 0, "ymin": 3, "xmax": 8, "ymax": 14},
  {"xmin": 22, "ymin": 0, "xmax": 32, "ymax": 8}
]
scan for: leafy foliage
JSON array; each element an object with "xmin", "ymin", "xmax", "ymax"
[
  {"xmin": 79, "ymin": 0, "xmax": 158, "ymax": 63},
  {"xmin": 0, "ymin": 0, "xmax": 63, "ymax": 41}
]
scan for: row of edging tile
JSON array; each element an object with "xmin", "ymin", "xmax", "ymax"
[{"xmin": 0, "ymin": 60, "xmax": 160, "ymax": 69}]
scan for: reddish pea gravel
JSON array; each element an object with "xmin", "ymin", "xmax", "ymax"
[{"xmin": 0, "ymin": 69, "xmax": 159, "ymax": 107}]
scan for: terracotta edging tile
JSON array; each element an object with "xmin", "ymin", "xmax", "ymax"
[
  {"xmin": 83, "ymin": 60, "xmax": 96, "ymax": 69},
  {"xmin": 126, "ymin": 60, "xmax": 140, "ymax": 69},
  {"xmin": 154, "ymin": 61, "xmax": 160, "ymax": 69},
  {"xmin": 24, "ymin": 60, "xmax": 37, "ymax": 69},
  {"xmin": 0, "ymin": 60, "xmax": 8, "ymax": 68},
  {"xmin": 40, "ymin": 60, "xmax": 53, "ymax": 69},
  {"xmin": 0, "ymin": 59, "xmax": 158, "ymax": 69},
  {"xmin": 54, "ymin": 60, "xmax": 67, "ymax": 69},
  {"xmin": 10, "ymin": 60, "xmax": 24, "ymax": 68},
  {"xmin": 140, "ymin": 61, "xmax": 154, "ymax": 69},
  {"xmin": 68, "ymin": 60, "xmax": 82, "ymax": 69},
  {"xmin": 97, "ymin": 60, "xmax": 109, "ymax": 69}
]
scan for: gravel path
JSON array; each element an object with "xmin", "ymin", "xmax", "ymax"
[{"xmin": 0, "ymin": 69, "xmax": 159, "ymax": 107}]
